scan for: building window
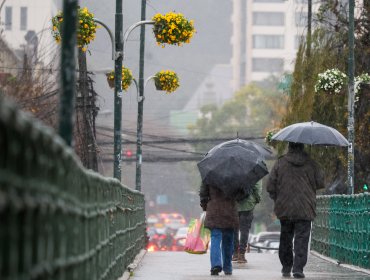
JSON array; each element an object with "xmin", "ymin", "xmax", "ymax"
[
  {"xmin": 295, "ymin": 12, "xmax": 308, "ymax": 27},
  {"xmin": 254, "ymin": 0, "xmax": 285, "ymax": 2},
  {"xmin": 253, "ymin": 35, "xmax": 284, "ymax": 49},
  {"xmin": 253, "ymin": 12, "xmax": 285, "ymax": 26},
  {"xmin": 252, "ymin": 58, "xmax": 284, "ymax": 72},
  {"xmin": 5, "ymin": 6, "xmax": 12, "ymax": 30},
  {"xmin": 20, "ymin": 7, "xmax": 27, "ymax": 30}
]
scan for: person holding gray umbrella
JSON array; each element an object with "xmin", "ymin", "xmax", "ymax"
[{"xmin": 266, "ymin": 142, "xmax": 325, "ymax": 279}]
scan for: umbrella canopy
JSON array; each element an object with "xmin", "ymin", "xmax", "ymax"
[
  {"xmin": 207, "ymin": 139, "xmax": 272, "ymax": 159},
  {"xmin": 271, "ymin": 121, "xmax": 349, "ymax": 147},
  {"xmin": 197, "ymin": 140, "xmax": 269, "ymax": 199}
]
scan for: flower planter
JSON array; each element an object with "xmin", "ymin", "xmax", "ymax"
[
  {"xmin": 154, "ymin": 77, "xmax": 165, "ymax": 91},
  {"xmin": 51, "ymin": 7, "xmax": 98, "ymax": 51},
  {"xmin": 153, "ymin": 70, "xmax": 180, "ymax": 93},
  {"xmin": 152, "ymin": 12, "xmax": 195, "ymax": 47},
  {"xmin": 107, "ymin": 77, "xmax": 115, "ymax": 89}
]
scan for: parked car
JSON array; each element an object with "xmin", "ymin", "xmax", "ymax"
[
  {"xmin": 249, "ymin": 231, "xmax": 280, "ymax": 253},
  {"xmin": 172, "ymin": 227, "xmax": 189, "ymax": 251},
  {"xmin": 158, "ymin": 213, "xmax": 187, "ymax": 230}
]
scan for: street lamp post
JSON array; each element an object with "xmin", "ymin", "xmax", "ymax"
[
  {"xmin": 59, "ymin": 0, "xmax": 78, "ymax": 146},
  {"xmin": 113, "ymin": 0, "xmax": 124, "ymax": 180},
  {"xmin": 136, "ymin": 0, "xmax": 147, "ymax": 192},
  {"xmin": 348, "ymin": 0, "xmax": 355, "ymax": 194},
  {"xmin": 94, "ymin": 14, "xmax": 154, "ymax": 180},
  {"xmin": 132, "ymin": 75, "xmax": 155, "ymax": 191},
  {"xmin": 113, "ymin": 19, "xmax": 154, "ymax": 181}
]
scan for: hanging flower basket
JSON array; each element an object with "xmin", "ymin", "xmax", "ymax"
[
  {"xmin": 152, "ymin": 12, "xmax": 195, "ymax": 47},
  {"xmin": 105, "ymin": 66, "xmax": 133, "ymax": 91},
  {"xmin": 154, "ymin": 70, "xmax": 180, "ymax": 93},
  {"xmin": 51, "ymin": 7, "xmax": 99, "ymax": 51},
  {"xmin": 354, "ymin": 73, "xmax": 370, "ymax": 103},
  {"xmin": 314, "ymin": 68, "xmax": 347, "ymax": 94}
]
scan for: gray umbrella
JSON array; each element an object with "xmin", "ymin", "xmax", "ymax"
[
  {"xmin": 197, "ymin": 140, "xmax": 269, "ymax": 199},
  {"xmin": 271, "ymin": 121, "xmax": 349, "ymax": 146}
]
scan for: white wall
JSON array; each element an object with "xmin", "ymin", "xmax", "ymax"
[{"xmin": 0, "ymin": 0, "xmax": 59, "ymax": 65}]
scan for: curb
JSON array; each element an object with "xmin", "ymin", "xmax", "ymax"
[
  {"xmin": 118, "ymin": 249, "xmax": 147, "ymax": 280},
  {"xmin": 310, "ymin": 250, "xmax": 370, "ymax": 275}
]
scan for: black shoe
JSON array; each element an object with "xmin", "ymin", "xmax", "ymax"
[
  {"xmin": 293, "ymin": 272, "xmax": 305, "ymax": 278},
  {"xmin": 282, "ymin": 267, "xmax": 291, "ymax": 277},
  {"xmin": 224, "ymin": 271, "xmax": 232, "ymax": 275},
  {"xmin": 210, "ymin": 266, "xmax": 222, "ymax": 276}
]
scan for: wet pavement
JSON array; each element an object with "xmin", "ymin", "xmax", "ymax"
[{"xmin": 129, "ymin": 251, "xmax": 370, "ymax": 280}]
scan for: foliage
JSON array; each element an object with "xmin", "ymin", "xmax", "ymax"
[
  {"xmin": 265, "ymin": 128, "xmax": 279, "ymax": 147},
  {"xmin": 314, "ymin": 68, "xmax": 347, "ymax": 94},
  {"xmin": 354, "ymin": 73, "xmax": 370, "ymax": 103},
  {"xmin": 51, "ymin": 7, "xmax": 98, "ymax": 51},
  {"xmin": 280, "ymin": 1, "xmax": 370, "ymax": 193},
  {"xmin": 152, "ymin": 12, "xmax": 195, "ymax": 47},
  {"xmin": 188, "ymin": 78, "xmax": 287, "ymax": 152},
  {"xmin": 154, "ymin": 70, "xmax": 180, "ymax": 93},
  {"xmin": 105, "ymin": 66, "xmax": 133, "ymax": 91}
]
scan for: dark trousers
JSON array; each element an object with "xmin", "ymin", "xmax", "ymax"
[
  {"xmin": 279, "ymin": 219, "xmax": 311, "ymax": 274},
  {"xmin": 233, "ymin": 210, "xmax": 253, "ymax": 254}
]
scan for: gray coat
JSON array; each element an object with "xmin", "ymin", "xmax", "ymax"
[
  {"xmin": 266, "ymin": 150, "xmax": 324, "ymax": 221},
  {"xmin": 199, "ymin": 184, "xmax": 239, "ymax": 229}
]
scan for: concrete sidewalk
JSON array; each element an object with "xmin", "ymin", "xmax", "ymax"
[{"xmin": 129, "ymin": 251, "xmax": 370, "ymax": 280}]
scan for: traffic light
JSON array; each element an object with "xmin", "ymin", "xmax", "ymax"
[
  {"xmin": 123, "ymin": 149, "xmax": 134, "ymax": 163},
  {"xmin": 125, "ymin": 149, "xmax": 133, "ymax": 158},
  {"xmin": 363, "ymin": 184, "xmax": 368, "ymax": 192}
]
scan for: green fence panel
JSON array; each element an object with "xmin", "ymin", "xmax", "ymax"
[
  {"xmin": 0, "ymin": 97, "xmax": 146, "ymax": 279},
  {"xmin": 312, "ymin": 193, "xmax": 370, "ymax": 269}
]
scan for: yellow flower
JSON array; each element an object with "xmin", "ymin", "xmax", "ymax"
[{"xmin": 82, "ymin": 47, "xmax": 87, "ymax": 52}]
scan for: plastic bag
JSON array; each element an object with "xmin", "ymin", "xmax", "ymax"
[{"xmin": 184, "ymin": 212, "xmax": 210, "ymax": 254}]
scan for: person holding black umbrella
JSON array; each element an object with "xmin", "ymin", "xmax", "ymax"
[
  {"xmin": 198, "ymin": 139, "xmax": 270, "ymax": 276},
  {"xmin": 266, "ymin": 142, "xmax": 325, "ymax": 279}
]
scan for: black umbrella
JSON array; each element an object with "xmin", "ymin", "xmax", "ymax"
[
  {"xmin": 197, "ymin": 140, "xmax": 269, "ymax": 199},
  {"xmin": 207, "ymin": 139, "xmax": 272, "ymax": 159},
  {"xmin": 271, "ymin": 121, "xmax": 349, "ymax": 147}
]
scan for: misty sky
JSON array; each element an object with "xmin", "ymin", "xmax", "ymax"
[{"xmin": 77, "ymin": 0, "xmax": 233, "ymax": 135}]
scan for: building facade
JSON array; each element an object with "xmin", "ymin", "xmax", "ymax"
[
  {"xmin": 231, "ymin": 0, "xmax": 312, "ymax": 91},
  {"xmin": 0, "ymin": 0, "xmax": 60, "ymax": 66}
]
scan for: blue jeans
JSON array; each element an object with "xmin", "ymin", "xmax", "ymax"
[{"xmin": 210, "ymin": 228, "xmax": 234, "ymax": 273}]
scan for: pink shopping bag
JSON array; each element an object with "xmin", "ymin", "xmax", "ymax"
[{"xmin": 184, "ymin": 212, "xmax": 210, "ymax": 254}]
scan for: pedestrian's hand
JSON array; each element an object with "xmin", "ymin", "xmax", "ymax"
[{"xmin": 200, "ymin": 203, "xmax": 207, "ymax": 211}]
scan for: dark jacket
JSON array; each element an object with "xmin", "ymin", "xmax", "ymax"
[
  {"xmin": 266, "ymin": 150, "xmax": 324, "ymax": 221},
  {"xmin": 199, "ymin": 184, "xmax": 239, "ymax": 229}
]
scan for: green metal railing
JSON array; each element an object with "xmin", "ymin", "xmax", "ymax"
[
  {"xmin": 0, "ymin": 97, "xmax": 146, "ymax": 279},
  {"xmin": 312, "ymin": 194, "xmax": 370, "ymax": 269}
]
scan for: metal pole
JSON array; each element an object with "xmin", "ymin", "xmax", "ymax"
[
  {"xmin": 113, "ymin": 0, "xmax": 123, "ymax": 180},
  {"xmin": 93, "ymin": 18, "xmax": 115, "ymax": 60},
  {"xmin": 136, "ymin": 0, "xmax": 147, "ymax": 192},
  {"xmin": 306, "ymin": 0, "xmax": 312, "ymax": 58},
  {"xmin": 59, "ymin": 0, "xmax": 78, "ymax": 146},
  {"xmin": 348, "ymin": 0, "xmax": 355, "ymax": 194}
]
